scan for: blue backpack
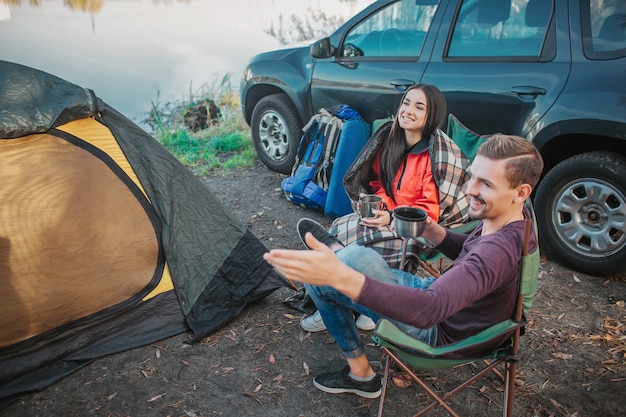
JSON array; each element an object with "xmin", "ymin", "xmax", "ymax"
[{"xmin": 282, "ymin": 105, "xmax": 367, "ymax": 210}]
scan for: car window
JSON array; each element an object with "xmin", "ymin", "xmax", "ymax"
[
  {"xmin": 340, "ymin": 0, "xmax": 439, "ymax": 58},
  {"xmin": 581, "ymin": 0, "xmax": 626, "ymax": 60},
  {"xmin": 447, "ymin": 0, "xmax": 552, "ymax": 59}
]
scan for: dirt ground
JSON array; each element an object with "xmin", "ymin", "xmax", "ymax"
[{"xmin": 3, "ymin": 161, "xmax": 625, "ymax": 417}]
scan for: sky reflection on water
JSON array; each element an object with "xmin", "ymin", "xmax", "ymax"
[{"xmin": 1, "ymin": 0, "xmax": 369, "ymax": 124}]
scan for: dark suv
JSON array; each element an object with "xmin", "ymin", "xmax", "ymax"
[{"xmin": 240, "ymin": 0, "xmax": 626, "ymax": 276}]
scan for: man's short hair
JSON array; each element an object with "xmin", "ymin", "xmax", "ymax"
[{"xmin": 477, "ymin": 134, "xmax": 544, "ymax": 188}]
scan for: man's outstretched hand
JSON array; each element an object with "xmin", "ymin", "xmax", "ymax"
[{"xmin": 263, "ymin": 233, "xmax": 366, "ymax": 300}]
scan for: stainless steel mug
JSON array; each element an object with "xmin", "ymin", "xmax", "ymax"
[{"xmin": 357, "ymin": 194, "xmax": 383, "ymax": 218}]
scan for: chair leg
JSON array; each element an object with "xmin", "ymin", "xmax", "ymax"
[
  {"xmin": 418, "ymin": 260, "xmax": 441, "ymax": 278},
  {"xmin": 382, "ymin": 348, "xmax": 508, "ymax": 417},
  {"xmin": 377, "ymin": 354, "xmax": 391, "ymax": 417},
  {"xmin": 483, "ymin": 359, "xmax": 505, "ymax": 380},
  {"xmin": 503, "ymin": 361, "xmax": 517, "ymax": 417},
  {"xmin": 383, "ymin": 348, "xmax": 461, "ymax": 417},
  {"xmin": 415, "ymin": 358, "xmax": 505, "ymax": 416}
]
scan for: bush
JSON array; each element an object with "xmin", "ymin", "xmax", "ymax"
[{"xmin": 144, "ymin": 73, "xmax": 256, "ymax": 175}]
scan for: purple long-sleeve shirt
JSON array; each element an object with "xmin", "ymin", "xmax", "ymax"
[{"xmin": 355, "ymin": 209, "xmax": 536, "ymax": 356}]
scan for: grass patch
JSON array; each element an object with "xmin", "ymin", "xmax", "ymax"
[{"xmin": 143, "ymin": 72, "xmax": 256, "ymax": 176}]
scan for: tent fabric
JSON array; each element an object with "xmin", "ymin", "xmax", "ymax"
[
  {"xmin": 0, "ymin": 129, "xmax": 166, "ymax": 347},
  {"xmin": 0, "ymin": 60, "xmax": 288, "ymax": 406}
]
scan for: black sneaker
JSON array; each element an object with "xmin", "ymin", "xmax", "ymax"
[
  {"xmin": 297, "ymin": 218, "xmax": 345, "ymax": 250},
  {"xmin": 313, "ymin": 366, "xmax": 381, "ymax": 398}
]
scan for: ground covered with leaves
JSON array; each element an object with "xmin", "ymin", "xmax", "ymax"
[{"xmin": 3, "ymin": 162, "xmax": 625, "ymax": 417}]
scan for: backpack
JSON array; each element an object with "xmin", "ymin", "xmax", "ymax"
[{"xmin": 280, "ymin": 107, "xmax": 347, "ymax": 210}]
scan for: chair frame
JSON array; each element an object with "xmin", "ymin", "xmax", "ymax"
[{"xmin": 373, "ymin": 214, "xmax": 537, "ymax": 417}]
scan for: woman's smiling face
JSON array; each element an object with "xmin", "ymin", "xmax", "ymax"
[{"xmin": 397, "ymin": 88, "xmax": 428, "ymax": 135}]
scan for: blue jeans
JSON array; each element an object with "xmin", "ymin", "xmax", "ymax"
[{"xmin": 304, "ymin": 245, "xmax": 438, "ymax": 359}]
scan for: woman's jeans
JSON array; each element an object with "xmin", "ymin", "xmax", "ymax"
[{"xmin": 304, "ymin": 245, "xmax": 438, "ymax": 359}]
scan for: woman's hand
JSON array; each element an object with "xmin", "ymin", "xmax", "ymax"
[
  {"xmin": 263, "ymin": 233, "xmax": 366, "ymax": 299},
  {"xmin": 360, "ymin": 208, "xmax": 391, "ymax": 227}
]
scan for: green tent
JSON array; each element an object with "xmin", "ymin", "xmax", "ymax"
[{"xmin": 0, "ymin": 60, "xmax": 287, "ymax": 406}]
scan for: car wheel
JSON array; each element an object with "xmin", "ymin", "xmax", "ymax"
[
  {"xmin": 250, "ymin": 94, "xmax": 301, "ymax": 174},
  {"xmin": 534, "ymin": 151, "xmax": 626, "ymax": 276}
]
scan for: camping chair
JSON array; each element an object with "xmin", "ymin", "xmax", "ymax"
[{"xmin": 372, "ymin": 203, "xmax": 540, "ymax": 417}]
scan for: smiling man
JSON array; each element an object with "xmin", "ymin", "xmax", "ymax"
[{"xmin": 264, "ymin": 134, "xmax": 544, "ymax": 399}]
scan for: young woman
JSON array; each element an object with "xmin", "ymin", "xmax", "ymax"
[
  {"xmin": 301, "ymin": 84, "xmax": 471, "ymax": 332},
  {"xmin": 334, "ymin": 83, "xmax": 470, "ymax": 264}
]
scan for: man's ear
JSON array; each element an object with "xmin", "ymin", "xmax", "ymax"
[{"xmin": 514, "ymin": 184, "xmax": 532, "ymax": 203}]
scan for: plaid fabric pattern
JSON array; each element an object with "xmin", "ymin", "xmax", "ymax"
[
  {"xmin": 329, "ymin": 213, "xmax": 427, "ymax": 274},
  {"xmin": 430, "ymin": 129, "xmax": 471, "ymax": 227}
]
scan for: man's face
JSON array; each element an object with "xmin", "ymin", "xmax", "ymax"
[{"xmin": 465, "ymin": 155, "xmax": 519, "ymax": 220}]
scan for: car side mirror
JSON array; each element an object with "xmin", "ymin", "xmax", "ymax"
[{"xmin": 311, "ymin": 38, "xmax": 335, "ymax": 58}]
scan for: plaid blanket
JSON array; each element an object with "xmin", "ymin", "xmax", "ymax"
[{"xmin": 430, "ymin": 128, "xmax": 471, "ymax": 227}]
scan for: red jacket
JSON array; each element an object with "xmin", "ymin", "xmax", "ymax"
[{"xmin": 369, "ymin": 141, "xmax": 439, "ymax": 221}]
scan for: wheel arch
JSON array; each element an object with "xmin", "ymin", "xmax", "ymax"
[
  {"xmin": 530, "ymin": 120, "xmax": 626, "ymax": 182},
  {"xmin": 242, "ymin": 83, "xmax": 310, "ymax": 128}
]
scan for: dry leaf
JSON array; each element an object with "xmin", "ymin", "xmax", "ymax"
[
  {"xmin": 107, "ymin": 392, "xmax": 117, "ymax": 401},
  {"xmin": 253, "ymin": 383, "xmax": 262, "ymax": 393},
  {"xmin": 303, "ymin": 361, "xmax": 310, "ymax": 376},
  {"xmin": 147, "ymin": 393, "xmax": 166, "ymax": 402},
  {"xmin": 549, "ymin": 398, "xmax": 565, "ymax": 411},
  {"xmin": 283, "ymin": 313, "xmax": 296, "ymax": 319},
  {"xmin": 572, "ymin": 274, "xmax": 581, "ymax": 283},
  {"xmin": 272, "ymin": 374, "xmax": 283, "ymax": 381},
  {"xmin": 392, "ymin": 375, "xmax": 412, "ymax": 389},
  {"xmin": 616, "ymin": 300, "xmax": 625, "ymax": 308},
  {"xmin": 552, "ymin": 352, "xmax": 573, "ymax": 360},
  {"xmin": 181, "ymin": 360, "xmax": 190, "ymax": 366},
  {"xmin": 155, "ymin": 348, "xmax": 161, "ymax": 359},
  {"xmin": 220, "ymin": 367, "xmax": 234, "ymax": 375},
  {"xmin": 269, "ymin": 354, "xmax": 275, "ymax": 364}
]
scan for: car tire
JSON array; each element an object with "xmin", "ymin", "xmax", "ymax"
[
  {"xmin": 250, "ymin": 94, "xmax": 302, "ymax": 174},
  {"xmin": 534, "ymin": 151, "xmax": 626, "ymax": 276}
]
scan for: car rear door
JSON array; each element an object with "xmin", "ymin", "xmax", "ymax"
[
  {"xmin": 309, "ymin": 0, "xmax": 448, "ymax": 123},
  {"xmin": 421, "ymin": 0, "xmax": 570, "ymax": 136}
]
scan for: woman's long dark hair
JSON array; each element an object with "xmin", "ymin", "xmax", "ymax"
[{"xmin": 378, "ymin": 84, "xmax": 447, "ymax": 203}]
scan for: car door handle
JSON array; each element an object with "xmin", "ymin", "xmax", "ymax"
[
  {"xmin": 511, "ymin": 86, "xmax": 547, "ymax": 97},
  {"xmin": 390, "ymin": 79, "xmax": 415, "ymax": 92}
]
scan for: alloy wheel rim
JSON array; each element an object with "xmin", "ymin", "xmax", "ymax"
[
  {"xmin": 552, "ymin": 178, "xmax": 626, "ymax": 258},
  {"xmin": 258, "ymin": 110, "xmax": 289, "ymax": 162}
]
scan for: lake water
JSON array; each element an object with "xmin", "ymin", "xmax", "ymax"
[{"xmin": 0, "ymin": 0, "xmax": 372, "ymax": 125}]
